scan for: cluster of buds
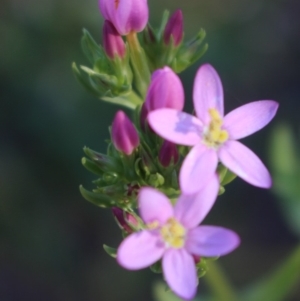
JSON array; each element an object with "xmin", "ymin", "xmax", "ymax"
[
  {"xmin": 73, "ymin": 0, "xmax": 207, "ymax": 107},
  {"xmin": 75, "ymin": 0, "xmax": 279, "ymax": 299}
]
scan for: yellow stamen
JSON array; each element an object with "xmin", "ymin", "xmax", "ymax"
[
  {"xmin": 203, "ymin": 108, "xmax": 229, "ymax": 148},
  {"xmin": 160, "ymin": 218, "xmax": 186, "ymax": 248}
]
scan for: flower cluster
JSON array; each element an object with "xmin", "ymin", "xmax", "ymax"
[{"xmin": 74, "ymin": 0, "xmax": 279, "ymax": 299}]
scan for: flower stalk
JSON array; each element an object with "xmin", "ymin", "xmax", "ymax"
[{"xmin": 126, "ymin": 31, "xmax": 151, "ymax": 97}]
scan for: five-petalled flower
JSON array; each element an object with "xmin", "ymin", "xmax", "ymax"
[
  {"xmin": 117, "ymin": 176, "xmax": 240, "ymax": 300},
  {"xmin": 148, "ymin": 64, "xmax": 279, "ymax": 194}
]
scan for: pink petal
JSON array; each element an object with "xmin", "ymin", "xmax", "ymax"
[
  {"xmin": 193, "ymin": 64, "xmax": 224, "ymax": 124},
  {"xmin": 162, "ymin": 248, "xmax": 197, "ymax": 300},
  {"xmin": 139, "ymin": 187, "xmax": 174, "ymax": 225},
  {"xmin": 117, "ymin": 230, "xmax": 165, "ymax": 270},
  {"xmin": 174, "ymin": 174, "xmax": 219, "ymax": 229},
  {"xmin": 218, "ymin": 140, "xmax": 272, "ymax": 188},
  {"xmin": 148, "ymin": 109, "xmax": 202, "ymax": 146},
  {"xmin": 185, "ymin": 226, "xmax": 240, "ymax": 257},
  {"xmin": 223, "ymin": 100, "xmax": 279, "ymax": 140},
  {"xmin": 179, "ymin": 144, "xmax": 218, "ymax": 194}
]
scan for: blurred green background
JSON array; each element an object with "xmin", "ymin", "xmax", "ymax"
[{"xmin": 1, "ymin": 0, "xmax": 300, "ymax": 300}]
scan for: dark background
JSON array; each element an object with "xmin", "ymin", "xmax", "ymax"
[{"xmin": 1, "ymin": 0, "xmax": 300, "ymax": 300}]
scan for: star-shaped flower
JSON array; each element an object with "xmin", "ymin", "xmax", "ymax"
[
  {"xmin": 148, "ymin": 64, "xmax": 279, "ymax": 194},
  {"xmin": 117, "ymin": 176, "xmax": 240, "ymax": 300}
]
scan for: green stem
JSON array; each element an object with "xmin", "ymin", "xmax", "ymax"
[
  {"xmin": 204, "ymin": 261, "xmax": 239, "ymax": 301},
  {"xmin": 126, "ymin": 32, "xmax": 150, "ymax": 98}
]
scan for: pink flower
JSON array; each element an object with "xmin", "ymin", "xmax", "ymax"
[
  {"xmin": 111, "ymin": 110, "xmax": 140, "ymax": 155},
  {"xmin": 103, "ymin": 20, "xmax": 126, "ymax": 59},
  {"xmin": 99, "ymin": 0, "xmax": 149, "ymax": 36},
  {"xmin": 117, "ymin": 177, "xmax": 240, "ymax": 300},
  {"xmin": 148, "ymin": 64, "xmax": 279, "ymax": 194}
]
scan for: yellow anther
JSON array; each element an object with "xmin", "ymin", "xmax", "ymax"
[
  {"xmin": 203, "ymin": 108, "xmax": 229, "ymax": 148},
  {"xmin": 219, "ymin": 130, "xmax": 229, "ymax": 143},
  {"xmin": 160, "ymin": 218, "xmax": 186, "ymax": 248},
  {"xmin": 208, "ymin": 108, "xmax": 222, "ymax": 125}
]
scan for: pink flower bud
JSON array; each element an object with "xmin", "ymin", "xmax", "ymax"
[
  {"xmin": 112, "ymin": 207, "xmax": 138, "ymax": 233},
  {"xmin": 159, "ymin": 141, "xmax": 179, "ymax": 167},
  {"xmin": 103, "ymin": 20, "xmax": 126, "ymax": 59},
  {"xmin": 99, "ymin": 0, "xmax": 149, "ymax": 36},
  {"xmin": 145, "ymin": 66, "xmax": 184, "ymax": 113},
  {"xmin": 163, "ymin": 9, "xmax": 183, "ymax": 47},
  {"xmin": 111, "ymin": 110, "xmax": 140, "ymax": 155}
]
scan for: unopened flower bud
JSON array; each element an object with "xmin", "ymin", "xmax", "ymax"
[
  {"xmin": 145, "ymin": 66, "xmax": 184, "ymax": 113},
  {"xmin": 112, "ymin": 110, "xmax": 140, "ymax": 155},
  {"xmin": 112, "ymin": 207, "xmax": 138, "ymax": 233},
  {"xmin": 99, "ymin": 0, "xmax": 149, "ymax": 36},
  {"xmin": 159, "ymin": 141, "xmax": 179, "ymax": 167},
  {"xmin": 103, "ymin": 20, "xmax": 126, "ymax": 59},
  {"xmin": 163, "ymin": 9, "xmax": 183, "ymax": 47}
]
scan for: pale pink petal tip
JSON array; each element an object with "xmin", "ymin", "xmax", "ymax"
[
  {"xmin": 162, "ymin": 249, "xmax": 197, "ymax": 300},
  {"xmin": 193, "ymin": 64, "xmax": 224, "ymax": 124},
  {"xmin": 223, "ymin": 100, "xmax": 279, "ymax": 140},
  {"xmin": 219, "ymin": 140, "xmax": 272, "ymax": 189},
  {"xmin": 117, "ymin": 230, "xmax": 164, "ymax": 270},
  {"xmin": 186, "ymin": 226, "xmax": 240, "ymax": 257}
]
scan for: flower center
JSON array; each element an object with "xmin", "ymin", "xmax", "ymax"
[
  {"xmin": 160, "ymin": 218, "xmax": 186, "ymax": 248},
  {"xmin": 202, "ymin": 108, "xmax": 228, "ymax": 148}
]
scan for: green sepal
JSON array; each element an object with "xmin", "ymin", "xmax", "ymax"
[
  {"xmin": 72, "ymin": 62, "xmax": 102, "ymax": 96},
  {"xmin": 173, "ymin": 29, "xmax": 208, "ymax": 73},
  {"xmin": 148, "ymin": 173, "xmax": 165, "ymax": 188},
  {"xmin": 197, "ymin": 258, "xmax": 208, "ymax": 278},
  {"xmin": 221, "ymin": 169, "xmax": 237, "ymax": 186},
  {"xmin": 150, "ymin": 261, "xmax": 162, "ymax": 274},
  {"xmin": 80, "ymin": 65, "xmax": 132, "ymax": 98},
  {"xmin": 218, "ymin": 186, "xmax": 225, "ymax": 195},
  {"xmin": 79, "ymin": 185, "xmax": 116, "ymax": 208},
  {"xmin": 83, "ymin": 146, "xmax": 121, "ymax": 173},
  {"xmin": 81, "ymin": 157, "xmax": 103, "ymax": 176},
  {"xmin": 103, "ymin": 244, "xmax": 117, "ymax": 258},
  {"xmin": 157, "ymin": 10, "xmax": 170, "ymax": 40},
  {"xmin": 217, "ymin": 164, "xmax": 228, "ymax": 182},
  {"xmin": 81, "ymin": 28, "xmax": 107, "ymax": 64}
]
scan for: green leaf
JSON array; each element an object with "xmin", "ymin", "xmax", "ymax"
[
  {"xmin": 103, "ymin": 244, "xmax": 117, "ymax": 258},
  {"xmin": 81, "ymin": 28, "xmax": 106, "ymax": 64},
  {"xmin": 72, "ymin": 62, "xmax": 100, "ymax": 96},
  {"xmin": 157, "ymin": 10, "xmax": 170, "ymax": 40},
  {"xmin": 243, "ymin": 245, "xmax": 300, "ymax": 301},
  {"xmin": 269, "ymin": 123, "xmax": 298, "ymax": 175},
  {"xmin": 79, "ymin": 185, "xmax": 115, "ymax": 208},
  {"xmin": 81, "ymin": 157, "xmax": 103, "ymax": 176}
]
